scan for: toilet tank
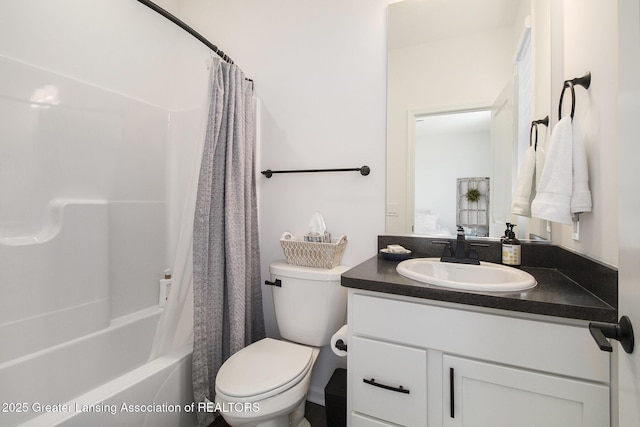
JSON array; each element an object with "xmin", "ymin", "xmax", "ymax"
[{"xmin": 269, "ymin": 262, "xmax": 350, "ymax": 347}]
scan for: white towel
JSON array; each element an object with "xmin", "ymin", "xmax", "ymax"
[
  {"xmin": 531, "ymin": 116, "xmax": 591, "ymax": 224},
  {"xmin": 536, "ymin": 145, "xmax": 546, "ymax": 188},
  {"xmin": 570, "ymin": 120, "xmax": 592, "ymax": 214},
  {"xmin": 511, "ymin": 145, "xmax": 536, "ymax": 217}
]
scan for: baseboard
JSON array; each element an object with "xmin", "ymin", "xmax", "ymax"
[{"xmin": 307, "ymin": 385, "xmax": 325, "ymax": 406}]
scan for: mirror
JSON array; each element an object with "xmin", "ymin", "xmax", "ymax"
[{"xmin": 386, "ymin": 0, "xmax": 549, "ymax": 240}]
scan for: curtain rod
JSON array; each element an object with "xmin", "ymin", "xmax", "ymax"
[{"xmin": 135, "ymin": 0, "xmax": 234, "ymax": 64}]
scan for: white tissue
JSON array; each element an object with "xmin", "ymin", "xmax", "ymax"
[
  {"xmin": 308, "ymin": 212, "xmax": 326, "ymax": 235},
  {"xmin": 330, "ymin": 325, "xmax": 348, "ymax": 357},
  {"xmin": 306, "ymin": 212, "xmax": 330, "ymax": 242}
]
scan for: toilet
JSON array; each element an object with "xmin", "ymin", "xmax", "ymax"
[{"xmin": 214, "ymin": 261, "xmax": 350, "ymax": 427}]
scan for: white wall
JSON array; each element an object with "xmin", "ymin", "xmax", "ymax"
[
  {"xmin": 177, "ymin": 0, "xmax": 390, "ymax": 404},
  {"xmin": 617, "ymin": 2, "xmax": 640, "ymax": 425},
  {"xmin": 0, "ymin": 0, "xmax": 211, "ymax": 319},
  {"xmin": 545, "ymin": 0, "xmax": 619, "ymax": 266}
]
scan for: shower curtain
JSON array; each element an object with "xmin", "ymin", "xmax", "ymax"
[{"xmin": 192, "ymin": 56, "xmax": 265, "ymax": 426}]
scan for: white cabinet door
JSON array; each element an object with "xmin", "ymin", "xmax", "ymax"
[{"xmin": 443, "ymin": 355, "xmax": 609, "ymax": 427}]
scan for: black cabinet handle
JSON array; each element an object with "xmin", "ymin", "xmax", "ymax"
[
  {"xmin": 264, "ymin": 279, "xmax": 282, "ymax": 287},
  {"xmin": 589, "ymin": 316, "xmax": 634, "ymax": 354},
  {"xmin": 363, "ymin": 378, "xmax": 410, "ymax": 394},
  {"xmin": 450, "ymin": 367, "xmax": 455, "ymax": 418}
]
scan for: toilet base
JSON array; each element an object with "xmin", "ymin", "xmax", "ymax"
[
  {"xmin": 251, "ymin": 417, "xmax": 309, "ymax": 427},
  {"xmin": 221, "ymin": 399, "xmax": 308, "ymax": 427}
]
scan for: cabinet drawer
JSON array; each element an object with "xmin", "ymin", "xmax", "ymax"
[
  {"xmin": 352, "ymin": 412, "xmax": 401, "ymax": 426},
  {"xmin": 351, "ymin": 336, "xmax": 427, "ymax": 426}
]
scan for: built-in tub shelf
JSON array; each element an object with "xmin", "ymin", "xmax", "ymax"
[
  {"xmin": 0, "ymin": 200, "xmax": 110, "ymax": 363},
  {"xmin": 0, "ymin": 199, "xmax": 107, "ymax": 246}
]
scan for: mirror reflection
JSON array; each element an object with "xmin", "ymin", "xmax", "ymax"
[
  {"xmin": 386, "ymin": 0, "xmax": 547, "ymax": 240},
  {"xmin": 413, "ymin": 109, "xmax": 491, "ymax": 236}
]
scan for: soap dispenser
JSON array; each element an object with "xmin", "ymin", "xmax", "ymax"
[
  {"xmin": 502, "ymin": 224, "xmax": 521, "ymax": 266},
  {"xmin": 501, "ymin": 223, "xmax": 511, "ymax": 243}
]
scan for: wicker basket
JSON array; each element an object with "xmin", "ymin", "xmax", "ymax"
[{"xmin": 280, "ymin": 234, "xmax": 347, "ymax": 269}]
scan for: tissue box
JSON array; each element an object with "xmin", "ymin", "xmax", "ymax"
[{"xmin": 280, "ymin": 235, "xmax": 347, "ymax": 269}]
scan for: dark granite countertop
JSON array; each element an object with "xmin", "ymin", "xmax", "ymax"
[{"xmin": 341, "ymin": 255, "xmax": 617, "ymax": 323}]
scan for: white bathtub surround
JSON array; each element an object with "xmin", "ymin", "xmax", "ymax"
[
  {"xmin": 0, "ymin": 1, "xmax": 211, "ymax": 426},
  {"xmin": 192, "ymin": 57, "xmax": 265, "ymax": 427},
  {"xmin": 148, "ymin": 68, "xmax": 208, "ymax": 361},
  {"xmin": 0, "ymin": 308, "xmax": 196, "ymax": 426},
  {"xmin": 0, "ymin": 200, "xmax": 109, "ymax": 363}
]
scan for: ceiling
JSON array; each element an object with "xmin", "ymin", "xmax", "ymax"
[{"xmin": 388, "ymin": 0, "xmax": 521, "ymax": 50}]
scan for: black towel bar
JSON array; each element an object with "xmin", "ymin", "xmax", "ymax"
[
  {"xmin": 558, "ymin": 72, "xmax": 591, "ymax": 120},
  {"xmin": 261, "ymin": 165, "xmax": 370, "ymax": 178}
]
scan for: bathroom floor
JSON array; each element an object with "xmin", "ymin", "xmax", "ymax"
[{"xmin": 209, "ymin": 401, "xmax": 327, "ymax": 426}]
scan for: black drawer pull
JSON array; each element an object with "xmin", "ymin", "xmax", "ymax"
[{"xmin": 363, "ymin": 378, "xmax": 410, "ymax": 394}]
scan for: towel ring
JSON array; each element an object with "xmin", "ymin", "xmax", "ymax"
[
  {"xmin": 558, "ymin": 82, "xmax": 577, "ymax": 120},
  {"xmin": 558, "ymin": 72, "xmax": 591, "ymax": 120},
  {"xmin": 529, "ymin": 116, "xmax": 549, "ymax": 151}
]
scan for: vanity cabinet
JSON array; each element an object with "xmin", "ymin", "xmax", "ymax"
[{"xmin": 346, "ymin": 290, "xmax": 611, "ymax": 427}]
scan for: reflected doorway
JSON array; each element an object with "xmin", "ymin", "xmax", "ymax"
[{"xmin": 413, "ymin": 109, "xmax": 492, "ymax": 236}]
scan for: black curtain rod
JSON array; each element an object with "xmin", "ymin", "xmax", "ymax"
[{"xmin": 135, "ymin": 0, "xmax": 234, "ymax": 64}]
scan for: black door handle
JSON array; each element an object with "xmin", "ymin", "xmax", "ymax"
[{"xmin": 589, "ymin": 316, "xmax": 634, "ymax": 354}]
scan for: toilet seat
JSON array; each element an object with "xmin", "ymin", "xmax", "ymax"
[{"xmin": 216, "ymin": 338, "xmax": 313, "ymax": 401}]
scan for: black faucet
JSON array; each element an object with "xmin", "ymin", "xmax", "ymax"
[
  {"xmin": 433, "ymin": 226, "xmax": 486, "ymax": 265},
  {"xmin": 453, "ymin": 226, "xmax": 467, "ymax": 259}
]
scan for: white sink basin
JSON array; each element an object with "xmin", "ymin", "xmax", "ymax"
[{"xmin": 396, "ymin": 258, "xmax": 536, "ymax": 292}]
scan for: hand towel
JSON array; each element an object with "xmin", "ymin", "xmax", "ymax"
[
  {"xmin": 511, "ymin": 145, "xmax": 536, "ymax": 217},
  {"xmin": 531, "ymin": 116, "xmax": 574, "ymax": 224},
  {"xmin": 535, "ymin": 145, "xmax": 546, "ymax": 188},
  {"xmin": 570, "ymin": 120, "xmax": 592, "ymax": 214}
]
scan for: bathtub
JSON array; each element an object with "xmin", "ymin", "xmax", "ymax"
[{"xmin": 0, "ymin": 307, "xmax": 197, "ymax": 427}]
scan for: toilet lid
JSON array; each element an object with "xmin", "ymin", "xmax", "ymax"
[{"xmin": 215, "ymin": 338, "xmax": 313, "ymax": 399}]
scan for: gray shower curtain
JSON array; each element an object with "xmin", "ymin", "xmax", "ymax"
[{"xmin": 192, "ymin": 57, "xmax": 265, "ymax": 427}]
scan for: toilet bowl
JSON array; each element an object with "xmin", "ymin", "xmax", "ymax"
[
  {"xmin": 215, "ymin": 338, "xmax": 319, "ymax": 427},
  {"xmin": 214, "ymin": 262, "xmax": 350, "ymax": 427}
]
